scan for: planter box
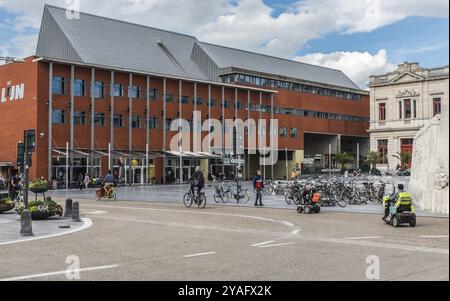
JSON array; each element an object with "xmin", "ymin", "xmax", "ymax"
[
  {"xmin": 0, "ymin": 203, "xmax": 15, "ymax": 214},
  {"xmin": 30, "ymin": 188, "xmax": 49, "ymax": 194},
  {"xmin": 30, "ymin": 211, "xmax": 53, "ymax": 220}
]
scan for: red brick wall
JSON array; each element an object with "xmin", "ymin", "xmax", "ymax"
[{"xmin": 2, "ymin": 60, "xmax": 370, "ymax": 181}]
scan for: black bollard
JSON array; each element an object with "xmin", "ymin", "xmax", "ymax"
[
  {"xmin": 72, "ymin": 201, "xmax": 81, "ymax": 222},
  {"xmin": 20, "ymin": 209, "xmax": 34, "ymax": 236},
  {"xmin": 64, "ymin": 198, "xmax": 73, "ymax": 218}
]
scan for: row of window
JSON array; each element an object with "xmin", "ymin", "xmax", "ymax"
[
  {"xmin": 222, "ymin": 74, "xmax": 362, "ymax": 101},
  {"xmin": 52, "ymin": 109, "xmax": 158, "ymax": 129},
  {"xmin": 377, "ymin": 138, "xmax": 414, "ymax": 164},
  {"xmin": 52, "ymin": 76, "xmax": 158, "ymax": 100},
  {"xmin": 378, "ymin": 98, "xmax": 442, "ymax": 121}
]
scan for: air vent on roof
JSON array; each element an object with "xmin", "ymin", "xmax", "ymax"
[{"xmin": 157, "ymin": 38, "xmax": 164, "ymax": 46}]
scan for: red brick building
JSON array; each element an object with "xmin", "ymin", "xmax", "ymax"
[{"xmin": 0, "ymin": 5, "xmax": 369, "ymax": 185}]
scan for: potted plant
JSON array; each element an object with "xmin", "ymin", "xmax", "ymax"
[
  {"xmin": 365, "ymin": 151, "xmax": 381, "ymax": 175},
  {"xmin": 29, "ymin": 178, "xmax": 49, "ymax": 194},
  {"xmin": 393, "ymin": 151, "xmax": 412, "ymax": 170},
  {"xmin": 0, "ymin": 198, "xmax": 15, "ymax": 214},
  {"xmin": 335, "ymin": 152, "xmax": 353, "ymax": 173},
  {"xmin": 16, "ymin": 197, "xmax": 63, "ymax": 220}
]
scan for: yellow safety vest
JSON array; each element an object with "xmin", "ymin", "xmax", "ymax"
[{"xmin": 394, "ymin": 192, "xmax": 416, "ymax": 213}]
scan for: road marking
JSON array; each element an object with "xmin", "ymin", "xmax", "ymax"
[
  {"xmin": 315, "ymin": 237, "xmax": 449, "ymax": 254},
  {"xmin": 258, "ymin": 242, "xmax": 294, "ymax": 248},
  {"xmin": 419, "ymin": 235, "xmax": 449, "ymax": 238},
  {"xmin": 81, "ymin": 203, "xmax": 297, "ymax": 229},
  {"xmin": 0, "ymin": 220, "xmax": 14, "ymax": 224},
  {"xmin": 290, "ymin": 229, "xmax": 300, "ymax": 235},
  {"xmin": 0, "ymin": 264, "xmax": 119, "ymax": 281},
  {"xmin": 0, "ymin": 218, "xmax": 92, "ymax": 246},
  {"xmin": 183, "ymin": 252, "xmax": 216, "ymax": 258},
  {"xmin": 345, "ymin": 236, "xmax": 382, "ymax": 240},
  {"xmin": 251, "ymin": 240, "xmax": 276, "ymax": 247},
  {"xmin": 84, "ymin": 210, "xmax": 108, "ymax": 215}
]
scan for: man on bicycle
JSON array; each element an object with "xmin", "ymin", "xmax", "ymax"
[
  {"xmin": 102, "ymin": 170, "xmax": 115, "ymax": 196},
  {"xmin": 189, "ymin": 167, "xmax": 205, "ymax": 198},
  {"xmin": 11, "ymin": 173, "xmax": 22, "ymax": 200}
]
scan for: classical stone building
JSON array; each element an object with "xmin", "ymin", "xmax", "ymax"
[{"xmin": 368, "ymin": 63, "xmax": 449, "ymax": 172}]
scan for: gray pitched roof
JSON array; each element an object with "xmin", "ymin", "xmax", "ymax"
[
  {"xmin": 36, "ymin": 5, "xmax": 209, "ymax": 81},
  {"xmin": 36, "ymin": 5, "xmax": 361, "ymax": 91},
  {"xmin": 198, "ymin": 42, "xmax": 360, "ymax": 90}
]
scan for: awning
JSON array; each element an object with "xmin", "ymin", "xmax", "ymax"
[
  {"xmin": 163, "ymin": 151, "xmax": 222, "ymax": 159},
  {"xmin": 0, "ymin": 162, "xmax": 14, "ymax": 167},
  {"xmin": 52, "ymin": 149, "xmax": 105, "ymax": 158}
]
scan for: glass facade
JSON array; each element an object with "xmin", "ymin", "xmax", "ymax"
[{"xmin": 222, "ymin": 73, "xmax": 362, "ymax": 101}]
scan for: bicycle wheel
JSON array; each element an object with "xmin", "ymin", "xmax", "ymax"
[
  {"xmin": 335, "ymin": 195, "xmax": 347, "ymax": 207},
  {"xmin": 183, "ymin": 192, "xmax": 193, "ymax": 208},
  {"xmin": 111, "ymin": 190, "xmax": 117, "ymax": 202},
  {"xmin": 197, "ymin": 194, "xmax": 207, "ymax": 209},
  {"xmin": 238, "ymin": 190, "xmax": 250, "ymax": 204},
  {"xmin": 213, "ymin": 190, "xmax": 222, "ymax": 203},
  {"xmin": 222, "ymin": 191, "xmax": 231, "ymax": 203},
  {"xmin": 284, "ymin": 190, "xmax": 293, "ymax": 205}
]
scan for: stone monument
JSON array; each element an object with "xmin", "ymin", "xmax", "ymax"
[{"xmin": 410, "ymin": 103, "xmax": 449, "ymax": 214}]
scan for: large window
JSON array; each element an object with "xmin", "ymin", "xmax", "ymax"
[
  {"xmin": 433, "ymin": 98, "xmax": 442, "ymax": 116},
  {"xmin": 164, "ymin": 94, "xmax": 174, "ymax": 103},
  {"xmin": 94, "ymin": 112, "xmax": 105, "ymax": 127},
  {"xmin": 112, "ymin": 84, "xmax": 124, "ymax": 97},
  {"xmin": 377, "ymin": 140, "xmax": 388, "ymax": 164},
  {"xmin": 291, "ymin": 128, "xmax": 298, "ymax": 138},
  {"xmin": 113, "ymin": 114, "xmax": 124, "ymax": 128},
  {"xmin": 93, "ymin": 81, "xmax": 105, "ymax": 99},
  {"xmin": 194, "ymin": 96, "xmax": 203, "ymax": 105},
  {"xmin": 52, "ymin": 109, "xmax": 65, "ymax": 124},
  {"xmin": 74, "ymin": 111, "xmax": 86, "ymax": 125},
  {"xmin": 279, "ymin": 127, "xmax": 288, "ymax": 137},
  {"xmin": 149, "ymin": 88, "xmax": 158, "ymax": 101},
  {"xmin": 130, "ymin": 86, "xmax": 141, "ymax": 99},
  {"xmin": 179, "ymin": 96, "xmax": 190, "ymax": 104},
  {"xmin": 378, "ymin": 103, "xmax": 386, "ymax": 121},
  {"xmin": 131, "ymin": 115, "xmax": 141, "ymax": 128},
  {"xmin": 147, "ymin": 117, "xmax": 158, "ymax": 129},
  {"xmin": 404, "ymin": 99, "xmax": 412, "ymax": 119},
  {"xmin": 52, "ymin": 76, "xmax": 65, "ymax": 95},
  {"xmin": 74, "ymin": 79, "xmax": 86, "ymax": 97},
  {"xmin": 208, "ymin": 99, "xmax": 217, "ymax": 107}
]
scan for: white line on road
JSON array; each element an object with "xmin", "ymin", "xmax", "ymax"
[
  {"xmin": 83, "ymin": 210, "xmax": 108, "ymax": 215},
  {"xmin": 419, "ymin": 235, "xmax": 449, "ymax": 238},
  {"xmin": 183, "ymin": 252, "xmax": 216, "ymax": 258},
  {"xmin": 0, "ymin": 264, "xmax": 119, "ymax": 281},
  {"xmin": 290, "ymin": 229, "xmax": 300, "ymax": 235},
  {"xmin": 0, "ymin": 218, "xmax": 93, "ymax": 246},
  {"xmin": 345, "ymin": 236, "xmax": 382, "ymax": 240},
  {"xmin": 258, "ymin": 242, "xmax": 294, "ymax": 248},
  {"xmin": 251, "ymin": 240, "xmax": 276, "ymax": 247}
]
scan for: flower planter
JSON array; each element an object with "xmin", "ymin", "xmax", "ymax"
[
  {"xmin": 0, "ymin": 202, "xmax": 15, "ymax": 214},
  {"xmin": 29, "ymin": 187, "xmax": 49, "ymax": 194},
  {"xmin": 30, "ymin": 211, "xmax": 53, "ymax": 220}
]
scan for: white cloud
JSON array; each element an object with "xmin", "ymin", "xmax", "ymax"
[
  {"xmin": 0, "ymin": 0, "xmax": 447, "ymax": 73},
  {"xmin": 295, "ymin": 49, "xmax": 397, "ymax": 89}
]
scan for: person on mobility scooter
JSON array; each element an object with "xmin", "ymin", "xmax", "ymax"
[
  {"xmin": 383, "ymin": 184, "xmax": 416, "ymax": 227},
  {"xmin": 297, "ymin": 185, "xmax": 321, "ymax": 214}
]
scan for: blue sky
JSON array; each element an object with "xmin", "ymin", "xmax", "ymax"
[{"xmin": 0, "ymin": 0, "xmax": 448, "ymax": 88}]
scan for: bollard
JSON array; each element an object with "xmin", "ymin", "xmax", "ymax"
[
  {"xmin": 72, "ymin": 202, "xmax": 81, "ymax": 222},
  {"xmin": 64, "ymin": 198, "xmax": 73, "ymax": 218},
  {"xmin": 20, "ymin": 209, "xmax": 33, "ymax": 237}
]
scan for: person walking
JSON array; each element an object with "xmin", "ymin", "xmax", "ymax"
[
  {"xmin": 84, "ymin": 173, "xmax": 90, "ymax": 189},
  {"xmin": 253, "ymin": 170, "xmax": 264, "ymax": 207},
  {"xmin": 78, "ymin": 172, "xmax": 84, "ymax": 190}
]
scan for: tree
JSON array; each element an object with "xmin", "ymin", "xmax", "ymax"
[
  {"xmin": 365, "ymin": 151, "xmax": 381, "ymax": 173},
  {"xmin": 392, "ymin": 151, "xmax": 412, "ymax": 169},
  {"xmin": 335, "ymin": 152, "xmax": 353, "ymax": 171}
]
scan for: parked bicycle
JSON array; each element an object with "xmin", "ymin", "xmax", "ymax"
[{"xmin": 224, "ymin": 184, "xmax": 250, "ymax": 204}]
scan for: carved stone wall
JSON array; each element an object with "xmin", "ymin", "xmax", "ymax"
[{"xmin": 410, "ymin": 103, "xmax": 449, "ymax": 214}]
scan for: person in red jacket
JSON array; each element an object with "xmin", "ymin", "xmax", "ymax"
[{"xmin": 253, "ymin": 170, "xmax": 264, "ymax": 207}]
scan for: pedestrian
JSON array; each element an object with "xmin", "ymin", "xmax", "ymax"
[
  {"xmin": 84, "ymin": 173, "xmax": 90, "ymax": 189},
  {"xmin": 236, "ymin": 168, "xmax": 243, "ymax": 193},
  {"xmin": 78, "ymin": 172, "xmax": 84, "ymax": 190},
  {"xmin": 253, "ymin": 170, "xmax": 264, "ymax": 207}
]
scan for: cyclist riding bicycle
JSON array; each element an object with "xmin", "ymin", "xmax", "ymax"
[
  {"xmin": 102, "ymin": 170, "xmax": 115, "ymax": 196},
  {"xmin": 189, "ymin": 167, "xmax": 205, "ymax": 197}
]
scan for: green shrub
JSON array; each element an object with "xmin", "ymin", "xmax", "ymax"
[{"xmin": 29, "ymin": 179, "xmax": 49, "ymax": 190}]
